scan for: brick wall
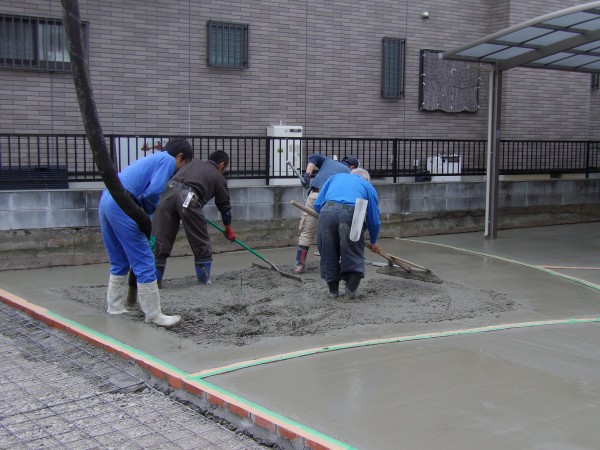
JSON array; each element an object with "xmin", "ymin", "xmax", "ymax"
[{"xmin": 0, "ymin": 0, "xmax": 597, "ymax": 140}]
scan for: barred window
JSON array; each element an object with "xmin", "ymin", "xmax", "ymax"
[
  {"xmin": 207, "ymin": 20, "xmax": 249, "ymax": 69},
  {"xmin": 0, "ymin": 14, "xmax": 87, "ymax": 71},
  {"xmin": 381, "ymin": 37, "xmax": 405, "ymax": 98}
]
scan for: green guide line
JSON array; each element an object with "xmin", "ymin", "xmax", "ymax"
[{"xmin": 192, "ymin": 317, "xmax": 600, "ymax": 379}]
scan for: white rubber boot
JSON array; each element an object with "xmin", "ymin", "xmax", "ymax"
[
  {"xmin": 138, "ymin": 280, "xmax": 182, "ymax": 328},
  {"xmin": 106, "ymin": 274, "xmax": 129, "ymax": 314}
]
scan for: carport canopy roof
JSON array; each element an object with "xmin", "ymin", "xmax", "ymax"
[{"xmin": 440, "ymin": 1, "xmax": 600, "ymax": 74}]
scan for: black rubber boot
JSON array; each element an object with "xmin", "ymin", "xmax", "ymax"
[
  {"xmin": 327, "ymin": 281, "xmax": 339, "ymax": 299},
  {"xmin": 345, "ymin": 272, "xmax": 362, "ymax": 297},
  {"xmin": 155, "ymin": 261, "xmax": 166, "ymax": 289}
]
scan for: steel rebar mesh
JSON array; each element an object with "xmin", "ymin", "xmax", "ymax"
[{"xmin": 0, "ymin": 301, "xmax": 266, "ymax": 449}]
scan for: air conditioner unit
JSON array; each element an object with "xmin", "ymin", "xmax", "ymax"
[
  {"xmin": 426, "ymin": 155, "xmax": 462, "ymax": 181},
  {"xmin": 267, "ymin": 125, "xmax": 302, "ymax": 178}
]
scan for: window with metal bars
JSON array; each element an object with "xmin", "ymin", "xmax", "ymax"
[
  {"xmin": 381, "ymin": 37, "xmax": 405, "ymax": 99},
  {"xmin": 592, "ymin": 73, "xmax": 599, "ymax": 90},
  {"xmin": 207, "ymin": 20, "xmax": 249, "ymax": 69},
  {"xmin": 0, "ymin": 14, "xmax": 87, "ymax": 71}
]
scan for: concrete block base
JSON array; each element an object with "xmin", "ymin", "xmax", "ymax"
[{"xmin": 1, "ymin": 205, "xmax": 598, "ymax": 271}]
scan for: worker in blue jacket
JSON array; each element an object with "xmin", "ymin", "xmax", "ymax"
[
  {"xmin": 294, "ymin": 154, "xmax": 359, "ymax": 273},
  {"xmin": 314, "ymin": 168, "xmax": 381, "ymax": 299},
  {"xmin": 99, "ymin": 138, "xmax": 193, "ymax": 328}
]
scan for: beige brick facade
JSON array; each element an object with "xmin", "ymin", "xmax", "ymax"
[{"xmin": 0, "ymin": 0, "xmax": 598, "ymax": 139}]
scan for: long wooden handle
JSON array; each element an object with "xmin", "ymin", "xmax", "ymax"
[{"xmin": 291, "ymin": 200, "xmax": 319, "ymax": 218}]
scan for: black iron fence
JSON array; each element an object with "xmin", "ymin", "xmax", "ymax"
[{"xmin": 0, "ymin": 134, "xmax": 598, "ymax": 189}]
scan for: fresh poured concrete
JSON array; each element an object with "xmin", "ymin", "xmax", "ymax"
[{"xmin": 1, "ymin": 222, "xmax": 599, "ymax": 449}]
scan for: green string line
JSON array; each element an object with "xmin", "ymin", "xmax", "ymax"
[{"xmin": 192, "ymin": 317, "xmax": 600, "ymax": 379}]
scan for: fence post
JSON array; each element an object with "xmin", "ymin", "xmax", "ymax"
[
  {"xmin": 265, "ymin": 136, "xmax": 271, "ymax": 186},
  {"xmin": 585, "ymin": 140, "xmax": 590, "ymax": 179},
  {"xmin": 392, "ymin": 139, "xmax": 398, "ymax": 183}
]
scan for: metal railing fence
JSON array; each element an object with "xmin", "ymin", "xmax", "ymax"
[{"xmin": 0, "ymin": 134, "xmax": 598, "ymax": 188}]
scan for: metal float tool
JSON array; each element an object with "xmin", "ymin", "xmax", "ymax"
[
  {"xmin": 290, "ymin": 200, "xmax": 442, "ymax": 284},
  {"xmin": 206, "ymin": 218, "xmax": 302, "ymax": 282},
  {"xmin": 365, "ymin": 243, "xmax": 443, "ymax": 284}
]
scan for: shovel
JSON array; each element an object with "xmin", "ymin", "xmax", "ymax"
[
  {"xmin": 290, "ymin": 200, "xmax": 442, "ymax": 284},
  {"xmin": 206, "ymin": 218, "xmax": 302, "ymax": 283}
]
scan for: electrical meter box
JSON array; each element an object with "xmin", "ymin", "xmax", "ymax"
[{"xmin": 267, "ymin": 125, "xmax": 303, "ymax": 179}]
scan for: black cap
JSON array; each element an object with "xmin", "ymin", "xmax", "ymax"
[{"xmin": 342, "ymin": 155, "xmax": 360, "ymax": 168}]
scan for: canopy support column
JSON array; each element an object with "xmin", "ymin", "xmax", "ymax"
[{"xmin": 484, "ymin": 66, "xmax": 502, "ymax": 239}]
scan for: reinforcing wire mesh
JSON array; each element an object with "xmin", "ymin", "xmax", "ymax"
[{"xmin": 0, "ymin": 302, "xmax": 265, "ymax": 449}]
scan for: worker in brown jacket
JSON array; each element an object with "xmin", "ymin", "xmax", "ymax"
[{"xmin": 152, "ymin": 150, "xmax": 235, "ymax": 286}]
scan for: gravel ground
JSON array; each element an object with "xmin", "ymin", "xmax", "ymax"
[
  {"xmin": 57, "ymin": 262, "xmax": 521, "ymax": 348},
  {"xmin": 0, "ymin": 301, "xmax": 270, "ymax": 449}
]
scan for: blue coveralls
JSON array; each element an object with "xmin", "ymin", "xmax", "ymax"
[
  {"xmin": 99, "ymin": 152, "xmax": 176, "ymax": 283},
  {"xmin": 314, "ymin": 173, "xmax": 380, "ymax": 283}
]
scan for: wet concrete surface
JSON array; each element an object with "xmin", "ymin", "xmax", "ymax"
[{"xmin": 1, "ymin": 222, "xmax": 599, "ymax": 449}]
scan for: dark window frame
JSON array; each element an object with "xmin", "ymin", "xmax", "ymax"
[
  {"xmin": 207, "ymin": 20, "xmax": 249, "ymax": 69},
  {"xmin": 592, "ymin": 73, "xmax": 599, "ymax": 91},
  {"xmin": 0, "ymin": 14, "xmax": 88, "ymax": 72},
  {"xmin": 381, "ymin": 37, "xmax": 406, "ymax": 99}
]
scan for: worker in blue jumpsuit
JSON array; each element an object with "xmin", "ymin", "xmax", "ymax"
[
  {"xmin": 99, "ymin": 138, "xmax": 193, "ymax": 328},
  {"xmin": 314, "ymin": 168, "xmax": 381, "ymax": 299}
]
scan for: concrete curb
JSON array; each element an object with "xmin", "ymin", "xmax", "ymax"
[{"xmin": 0, "ymin": 287, "xmax": 354, "ymax": 450}]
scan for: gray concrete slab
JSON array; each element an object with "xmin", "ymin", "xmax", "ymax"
[
  {"xmin": 1, "ymin": 222, "xmax": 599, "ymax": 449},
  {"xmin": 213, "ymin": 324, "xmax": 600, "ymax": 449}
]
